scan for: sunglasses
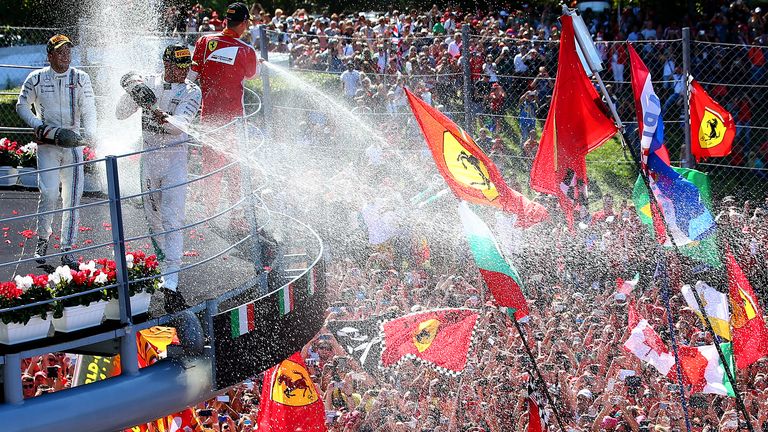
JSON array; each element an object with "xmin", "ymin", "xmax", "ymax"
[{"xmin": 317, "ymin": 346, "xmax": 332, "ymax": 351}]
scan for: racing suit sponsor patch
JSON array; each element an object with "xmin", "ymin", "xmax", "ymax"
[{"xmin": 206, "ymin": 46, "xmax": 238, "ymax": 65}]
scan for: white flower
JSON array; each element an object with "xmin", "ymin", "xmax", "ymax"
[
  {"xmin": 125, "ymin": 254, "xmax": 134, "ymax": 269},
  {"xmin": 79, "ymin": 260, "xmax": 97, "ymax": 273},
  {"xmin": 94, "ymin": 271, "xmax": 108, "ymax": 284},
  {"xmin": 20, "ymin": 142, "xmax": 37, "ymax": 154},
  {"xmin": 14, "ymin": 275, "xmax": 33, "ymax": 290},
  {"xmin": 48, "ymin": 271, "xmax": 60, "ymax": 285},
  {"xmin": 0, "ymin": 138, "xmax": 7, "ymax": 146},
  {"xmin": 55, "ymin": 265, "xmax": 73, "ymax": 283}
]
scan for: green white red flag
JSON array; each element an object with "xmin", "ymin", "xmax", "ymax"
[
  {"xmin": 678, "ymin": 343, "xmax": 735, "ymax": 397},
  {"xmin": 457, "ymin": 202, "xmax": 529, "ymax": 320}
]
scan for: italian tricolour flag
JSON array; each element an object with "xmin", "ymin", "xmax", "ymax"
[
  {"xmin": 230, "ymin": 303, "xmax": 256, "ymax": 338},
  {"xmin": 679, "ymin": 343, "xmax": 735, "ymax": 397},
  {"xmin": 278, "ymin": 284, "xmax": 294, "ymax": 315},
  {"xmin": 458, "ymin": 202, "xmax": 529, "ymax": 320}
]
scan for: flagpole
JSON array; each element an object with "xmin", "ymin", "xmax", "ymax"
[
  {"xmin": 656, "ymin": 256, "xmax": 694, "ymax": 432},
  {"xmin": 564, "ymin": 7, "xmax": 754, "ymax": 428},
  {"xmin": 510, "ymin": 315, "xmax": 567, "ymax": 432}
]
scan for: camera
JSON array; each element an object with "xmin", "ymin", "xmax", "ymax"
[
  {"xmin": 198, "ymin": 409, "xmax": 212, "ymax": 417},
  {"xmin": 47, "ymin": 365, "xmax": 59, "ymax": 378}
]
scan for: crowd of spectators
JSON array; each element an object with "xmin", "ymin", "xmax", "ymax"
[
  {"xmin": 18, "ymin": 184, "xmax": 768, "ymax": 431},
  {"xmin": 247, "ymin": 4, "xmax": 766, "ymax": 168},
  {"xmin": 158, "ymin": 2, "xmax": 767, "ymax": 165},
  {"xmin": 12, "ymin": 2, "xmax": 768, "ymax": 431}
]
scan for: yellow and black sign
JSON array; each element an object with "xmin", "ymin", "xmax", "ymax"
[
  {"xmin": 697, "ymin": 107, "xmax": 728, "ymax": 149},
  {"xmin": 412, "ymin": 318, "xmax": 440, "ymax": 352},
  {"xmin": 207, "ymin": 39, "xmax": 218, "ymax": 53},
  {"xmin": 271, "ymin": 358, "xmax": 317, "ymax": 406},
  {"xmin": 442, "ymin": 131, "xmax": 499, "ymax": 201}
]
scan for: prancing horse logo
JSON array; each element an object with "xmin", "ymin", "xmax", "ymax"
[{"xmin": 457, "ymin": 151, "xmax": 493, "ymax": 191}]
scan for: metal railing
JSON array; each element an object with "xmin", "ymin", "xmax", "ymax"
[{"xmin": 0, "ymin": 104, "xmax": 271, "ymax": 405}]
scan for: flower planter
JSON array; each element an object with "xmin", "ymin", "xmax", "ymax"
[
  {"xmin": 0, "ymin": 312, "xmax": 53, "ymax": 344},
  {"xmin": 104, "ymin": 292, "xmax": 152, "ymax": 320},
  {"xmin": 17, "ymin": 167, "xmax": 38, "ymax": 188},
  {"xmin": 52, "ymin": 301, "xmax": 107, "ymax": 333},
  {"xmin": 0, "ymin": 166, "xmax": 18, "ymax": 187}
]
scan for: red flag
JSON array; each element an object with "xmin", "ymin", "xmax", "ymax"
[
  {"xmin": 405, "ymin": 88, "xmax": 549, "ymax": 227},
  {"xmin": 689, "ymin": 79, "xmax": 735, "ymax": 162},
  {"xmin": 726, "ymin": 251, "xmax": 768, "ymax": 369},
  {"xmin": 526, "ymin": 380, "xmax": 549, "ymax": 432},
  {"xmin": 381, "ymin": 309, "xmax": 478, "ymax": 375},
  {"xmin": 530, "ymin": 15, "xmax": 617, "ymax": 228},
  {"xmin": 257, "ymin": 352, "xmax": 326, "ymax": 431},
  {"xmin": 164, "ymin": 409, "xmax": 203, "ymax": 432}
]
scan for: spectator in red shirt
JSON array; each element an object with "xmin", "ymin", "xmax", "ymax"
[{"xmin": 208, "ymin": 10, "xmax": 223, "ymax": 31}]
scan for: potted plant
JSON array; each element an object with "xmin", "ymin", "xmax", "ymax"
[
  {"xmin": 17, "ymin": 142, "xmax": 38, "ymax": 188},
  {"xmin": 82, "ymin": 146, "xmax": 102, "ymax": 193},
  {"xmin": 50, "ymin": 263, "xmax": 110, "ymax": 333},
  {"xmin": 0, "ymin": 274, "xmax": 54, "ymax": 344},
  {"xmin": 103, "ymin": 252, "xmax": 160, "ymax": 320},
  {"xmin": 0, "ymin": 138, "xmax": 21, "ymax": 187}
]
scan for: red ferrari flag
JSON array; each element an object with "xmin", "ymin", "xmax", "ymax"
[
  {"xmin": 529, "ymin": 14, "xmax": 617, "ymax": 228},
  {"xmin": 380, "ymin": 308, "xmax": 479, "ymax": 375},
  {"xmin": 690, "ymin": 79, "xmax": 734, "ymax": 162},
  {"xmin": 405, "ymin": 88, "xmax": 549, "ymax": 227},
  {"xmin": 726, "ymin": 251, "xmax": 768, "ymax": 369},
  {"xmin": 257, "ymin": 352, "xmax": 326, "ymax": 431}
]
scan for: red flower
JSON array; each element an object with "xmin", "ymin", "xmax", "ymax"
[
  {"xmin": 0, "ymin": 281, "xmax": 22, "ymax": 299},
  {"xmin": 132, "ymin": 250, "xmax": 146, "ymax": 261},
  {"xmin": 144, "ymin": 255, "xmax": 159, "ymax": 270},
  {"xmin": 31, "ymin": 274, "xmax": 49, "ymax": 287},
  {"xmin": 71, "ymin": 270, "xmax": 88, "ymax": 285}
]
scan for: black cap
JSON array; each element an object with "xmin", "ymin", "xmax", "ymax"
[
  {"xmin": 162, "ymin": 44, "xmax": 192, "ymax": 68},
  {"xmin": 47, "ymin": 34, "xmax": 73, "ymax": 53},
  {"xmin": 225, "ymin": 2, "xmax": 250, "ymax": 22}
]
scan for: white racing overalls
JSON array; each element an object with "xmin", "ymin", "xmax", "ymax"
[
  {"xmin": 116, "ymin": 75, "xmax": 201, "ymax": 285},
  {"xmin": 16, "ymin": 66, "xmax": 97, "ymax": 249}
]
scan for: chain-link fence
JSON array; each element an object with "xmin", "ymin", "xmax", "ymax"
[
  {"xmin": 1, "ymin": 25, "xmax": 767, "ymax": 205},
  {"xmin": 260, "ymin": 27, "xmax": 768, "ymax": 207}
]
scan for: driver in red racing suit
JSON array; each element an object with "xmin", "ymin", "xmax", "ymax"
[{"xmin": 187, "ymin": 2, "xmax": 258, "ymax": 229}]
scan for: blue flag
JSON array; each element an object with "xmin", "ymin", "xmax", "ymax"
[{"xmin": 628, "ymin": 45, "xmax": 715, "ymax": 246}]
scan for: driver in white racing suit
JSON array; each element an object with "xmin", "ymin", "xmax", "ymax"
[
  {"xmin": 115, "ymin": 44, "xmax": 201, "ymax": 312},
  {"xmin": 16, "ymin": 34, "xmax": 97, "ymax": 267}
]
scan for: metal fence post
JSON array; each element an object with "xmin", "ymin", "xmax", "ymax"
[
  {"xmin": 681, "ymin": 27, "xmax": 693, "ymax": 168},
  {"xmin": 3, "ymin": 353, "xmax": 23, "ymax": 405},
  {"xmin": 461, "ymin": 24, "xmax": 473, "ymax": 131},
  {"xmin": 204, "ymin": 299, "xmax": 217, "ymax": 387},
  {"xmin": 238, "ymin": 118, "xmax": 268, "ymax": 295},
  {"xmin": 258, "ymin": 25, "xmax": 272, "ymax": 132},
  {"xmin": 105, "ymin": 156, "xmax": 138, "ymax": 376}
]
